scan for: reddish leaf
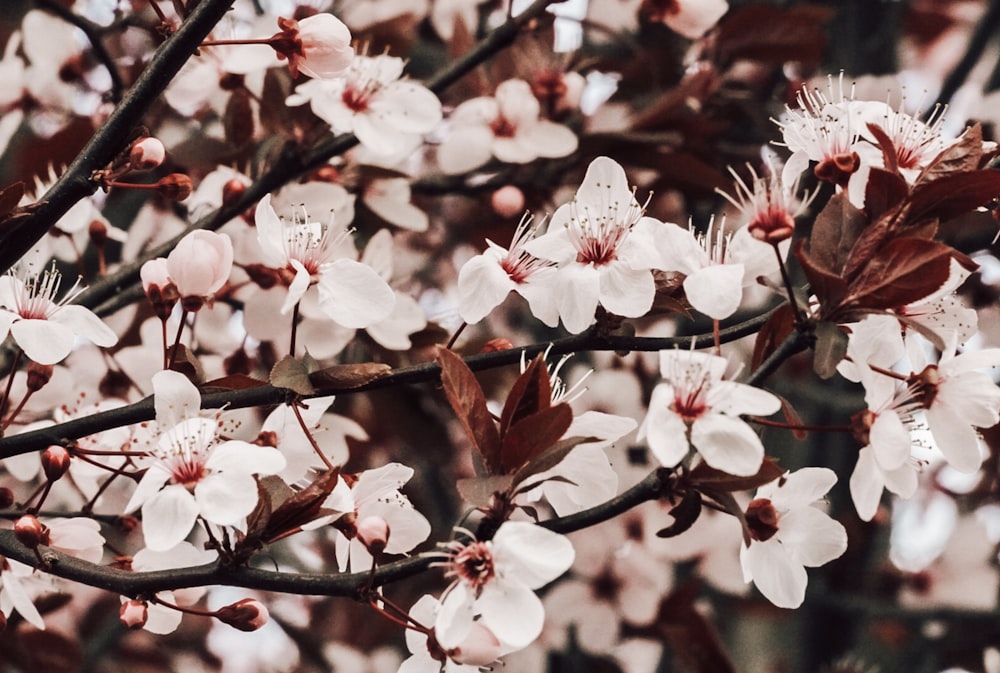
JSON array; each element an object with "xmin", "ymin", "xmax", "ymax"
[
  {"xmin": 866, "ymin": 122, "xmax": 899, "ymax": 175},
  {"xmin": 261, "ymin": 469, "xmax": 341, "ymax": 543},
  {"xmin": 456, "ymin": 475, "xmax": 515, "ymax": 507},
  {"xmin": 12, "ymin": 631, "xmax": 82, "ymax": 673},
  {"xmin": 714, "ymin": 4, "xmax": 832, "ymax": 67},
  {"xmin": 750, "ymin": 304, "xmax": 796, "ymax": 372},
  {"xmin": 500, "ymin": 354, "xmax": 551, "ymax": 439},
  {"xmin": 846, "ymin": 237, "xmax": 954, "ymax": 311},
  {"xmin": 656, "ymin": 489, "xmax": 702, "ymax": 538},
  {"xmin": 688, "ymin": 456, "xmax": 784, "ymax": 493},
  {"xmin": 917, "ymin": 123, "xmax": 993, "ymax": 180},
  {"xmin": 777, "ymin": 394, "xmax": 808, "ymax": 440},
  {"xmin": 905, "ymin": 169, "xmax": 1000, "ymax": 226},
  {"xmin": 202, "ymin": 374, "xmax": 268, "ymax": 391},
  {"xmin": 309, "ymin": 362, "xmax": 392, "ymax": 390},
  {"xmin": 224, "ymin": 88, "xmax": 254, "ymax": 148},
  {"xmin": 501, "ymin": 403, "xmax": 573, "ymax": 474},
  {"xmin": 512, "ymin": 435, "xmax": 598, "ymax": 486},
  {"xmin": 808, "ymin": 192, "xmax": 867, "ymax": 275},
  {"xmin": 794, "ymin": 239, "xmax": 848, "ymax": 314},
  {"xmin": 864, "ymin": 167, "xmax": 908, "ymax": 221},
  {"xmin": 437, "ymin": 347, "xmax": 503, "ymax": 473}
]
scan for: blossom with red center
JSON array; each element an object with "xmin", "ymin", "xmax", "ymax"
[
  {"xmin": 525, "ymin": 156, "xmax": 666, "ymax": 333},
  {"xmin": 638, "ymin": 349, "xmax": 780, "ymax": 476},
  {"xmin": 0, "ymin": 261, "xmax": 117, "ymax": 364},
  {"xmin": 254, "ymin": 194, "xmax": 394, "ymax": 328},
  {"xmin": 432, "ymin": 521, "xmax": 575, "ymax": 650},
  {"xmin": 740, "ymin": 468, "xmax": 848, "ymax": 608},
  {"xmin": 124, "ymin": 371, "xmax": 286, "ymax": 551},
  {"xmin": 718, "ymin": 162, "xmax": 817, "ymax": 244},
  {"xmin": 457, "ymin": 213, "xmax": 559, "ymax": 325},
  {"xmin": 269, "ymin": 14, "xmax": 353, "ymax": 80},
  {"xmin": 438, "ymin": 78, "xmax": 579, "ymax": 175},
  {"xmin": 286, "ymin": 54, "xmax": 442, "ymax": 155}
]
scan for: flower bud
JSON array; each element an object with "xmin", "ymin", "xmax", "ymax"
[
  {"xmin": 41, "ymin": 446, "xmax": 71, "ymax": 482},
  {"xmin": 129, "ymin": 137, "xmax": 166, "ymax": 172},
  {"xmin": 222, "ymin": 179, "xmax": 247, "ymax": 209},
  {"xmin": 88, "ymin": 219, "xmax": 109, "ymax": 248},
  {"xmin": 0, "ymin": 488, "xmax": 14, "ymax": 509},
  {"xmin": 155, "ymin": 173, "xmax": 194, "ymax": 201},
  {"xmin": 215, "ymin": 598, "xmax": 269, "ymax": 632},
  {"xmin": 270, "ymin": 14, "xmax": 353, "ymax": 80},
  {"xmin": 491, "ymin": 186, "xmax": 525, "ymax": 219},
  {"xmin": 480, "ymin": 338, "xmax": 513, "ymax": 353},
  {"xmin": 14, "ymin": 514, "xmax": 45, "ymax": 548},
  {"xmin": 140, "ymin": 258, "xmax": 179, "ymax": 321},
  {"xmin": 119, "ymin": 600, "xmax": 148, "ymax": 629},
  {"xmin": 25, "ymin": 362, "xmax": 54, "ymax": 392},
  {"xmin": 356, "ymin": 515, "xmax": 390, "ymax": 554},
  {"xmin": 166, "ymin": 230, "xmax": 234, "ymax": 309}
]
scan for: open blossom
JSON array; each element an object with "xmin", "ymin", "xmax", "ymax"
[
  {"xmin": 254, "ymin": 194, "xmax": 395, "ymax": 327},
  {"xmin": 434, "ymin": 521, "xmax": 575, "ymax": 649},
  {"xmin": 287, "ymin": 54, "xmax": 442, "ymax": 155},
  {"xmin": 718, "ymin": 162, "xmax": 817, "ymax": 244},
  {"xmin": 525, "ymin": 156, "xmax": 665, "ymax": 333},
  {"xmin": 269, "ymin": 14, "xmax": 354, "ymax": 80},
  {"xmin": 740, "ymin": 468, "xmax": 848, "ymax": 608},
  {"xmin": 0, "ymin": 262, "xmax": 117, "ymax": 364},
  {"xmin": 400, "ymin": 595, "xmax": 501, "ymax": 673},
  {"xmin": 125, "ymin": 371, "xmax": 286, "ymax": 551},
  {"xmin": 638, "ymin": 349, "xmax": 780, "ymax": 476},
  {"xmin": 438, "ymin": 78, "xmax": 578, "ymax": 175},
  {"xmin": 457, "ymin": 213, "xmax": 559, "ymax": 326}
]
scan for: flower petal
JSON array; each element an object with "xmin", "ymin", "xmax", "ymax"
[
  {"xmin": 317, "ymin": 258, "xmax": 396, "ymax": 328},
  {"xmin": 141, "ymin": 485, "xmax": 200, "ymax": 551}
]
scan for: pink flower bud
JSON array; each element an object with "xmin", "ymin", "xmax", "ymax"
[
  {"xmin": 0, "ymin": 488, "xmax": 14, "ymax": 509},
  {"xmin": 270, "ymin": 14, "xmax": 353, "ymax": 80},
  {"xmin": 356, "ymin": 515, "xmax": 390, "ymax": 554},
  {"xmin": 215, "ymin": 598, "xmax": 269, "ymax": 632},
  {"xmin": 88, "ymin": 219, "xmax": 108, "ymax": 247},
  {"xmin": 165, "ymin": 230, "xmax": 234, "ymax": 309},
  {"xmin": 141, "ymin": 258, "xmax": 179, "ymax": 320},
  {"xmin": 448, "ymin": 623, "xmax": 502, "ymax": 666},
  {"xmin": 119, "ymin": 600, "xmax": 148, "ymax": 629},
  {"xmin": 154, "ymin": 173, "xmax": 193, "ymax": 201},
  {"xmin": 14, "ymin": 514, "xmax": 45, "ymax": 548},
  {"xmin": 129, "ymin": 137, "xmax": 166, "ymax": 171},
  {"xmin": 491, "ymin": 185, "xmax": 525, "ymax": 219},
  {"xmin": 41, "ymin": 446, "xmax": 71, "ymax": 481},
  {"xmin": 25, "ymin": 362, "xmax": 54, "ymax": 392}
]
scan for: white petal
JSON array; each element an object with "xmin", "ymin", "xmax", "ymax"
[
  {"xmin": 926, "ymin": 402, "xmax": 984, "ymax": 473},
  {"xmin": 141, "ymin": 485, "xmax": 200, "ymax": 551},
  {"xmin": 205, "ymin": 441, "xmax": 287, "ymax": 475},
  {"xmin": 740, "ymin": 540, "xmax": 808, "ymax": 609},
  {"xmin": 478, "ymin": 580, "xmax": 545, "ymax": 648},
  {"xmin": 683, "ymin": 264, "xmax": 745, "ymax": 320},
  {"xmin": 317, "ymin": 259, "xmax": 396, "ymax": 328},
  {"xmin": 51, "ymin": 304, "xmax": 117, "ymax": 347},
  {"xmin": 598, "ymin": 263, "xmax": 655, "ymax": 318},
  {"xmin": 870, "ymin": 409, "xmax": 911, "ymax": 470},
  {"xmin": 639, "ymin": 385, "xmax": 689, "ymax": 468},
  {"xmin": 195, "ymin": 472, "xmax": 259, "ymax": 526},
  {"xmin": 849, "ymin": 447, "xmax": 885, "ymax": 522},
  {"xmin": 152, "ymin": 370, "xmax": 202, "ymax": 428},
  {"xmin": 554, "ymin": 264, "xmax": 600, "ymax": 334},
  {"xmin": 10, "ymin": 319, "xmax": 75, "ymax": 365},
  {"xmin": 690, "ymin": 414, "xmax": 765, "ymax": 476},
  {"xmin": 438, "ymin": 126, "xmax": 494, "ymax": 175},
  {"xmin": 492, "ymin": 521, "xmax": 575, "ymax": 588},
  {"xmin": 777, "ymin": 506, "xmax": 848, "ymax": 567},
  {"xmin": 457, "ymin": 252, "xmax": 516, "ymax": 323},
  {"xmin": 763, "ymin": 467, "xmax": 837, "ymax": 510}
]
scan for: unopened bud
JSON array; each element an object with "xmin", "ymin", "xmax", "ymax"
[
  {"xmin": 222, "ymin": 179, "xmax": 247, "ymax": 209},
  {"xmin": 491, "ymin": 186, "xmax": 525, "ymax": 219},
  {"xmin": 480, "ymin": 338, "xmax": 513, "ymax": 353},
  {"xmin": 14, "ymin": 514, "xmax": 45, "ymax": 548},
  {"xmin": 449, "ymin": 623, "xmax": 502, "ymax": 666},
  {"xmin": 25, "ymin": 362, "xmax": 54, "ymax": 392},
  {"xmin": 41, "ymin": 446, "xmax": 71, "ymax": 482},
  {"xmin": 215, "ymin": 598, "xmax": 269, "ymax": 632},
  {"xmin": 129, "ymin": 137, "xmax": 166, "ymax": 171},
  {"xmin": 0, "ymin": 488, "xmax": 14, "ymax": 509},
  {"xmin": 356, "ymin": 515, "xmax": 389, "ymax": 554},
  {"xmin": 119, "ymin": 600, "xmax": 148, "ymax": 629},
  {"xmin": 218, "ymin": 72, "xmax": 245, "ymax": 91},
  {"xmin": 88, "ymin": 219, "xmax": 109, "ymax": 247},
  {"xmin": 155, "ymin": 173, "xmax": 193, "ymax": 201}
]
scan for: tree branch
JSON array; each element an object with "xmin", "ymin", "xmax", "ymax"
[
  {"xmin": 0, "ymin": 311, "xmax": 773, "ymax": 458},
  {"xmin": 0, "ymin": 0, "xmax": 237, "ymax": 274}
]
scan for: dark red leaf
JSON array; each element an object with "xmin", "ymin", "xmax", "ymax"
[
  {"xmin": 501, "ymin": 403, "xmax": 573, "ymax": 474},
  {"xmin": 807, "ymin": 192, "xmax": 867, "ymax": 275},
  {"xmin": 714, "ymin": 4, "xmax": 832, "ymax": 67},
  {"xmin": 655, "ymin": 581, "xmax": 737, "ymax": 673},
  {"xmin": 202, "ymin": 374, "xmax": 268, "ymax": 391},
  {"xmin": 864, "ymin": 167, "xmax": 908, "ymax": 221},
  {"xmin": 866, "ymin": 122, "xmax": 899, "ymax": 174},
  {"xmin": 656, "ymin": 489, "xmax": 702, "ymax": 538},
  {"xmin": 905, "ymin": 169, "xmax": 1000, "ymax": 226},
  {"xmin": 750, "ymin": 304, "xmax": 796, "ymax": 372},
  {"xmin": 309, "ymin": 362, "xmax": 392, "ymax": 390},
  {"xmin": 224, "ymin": 88, "xmax": 254, "ymax": 148},
  {"xmin": 688, "ymin": 457, "xmax": 784, "ymax": 493},
  {"xmin": 794, "ymin": 239, "xmax": 848, "ymax": 313},
  {"xmin": 499, "ymin": 354, "xmax": 551, "ymax": 439},
  {"xmin": 261, "ymin": 469, "xmax": 341, "ymax": 543},
  {"xmin": 436, "ymin": 347, "xmax": 503, "ymax": 473},
  {"xmin": 917, "ymin": 123, "xmax": 994, "ymax": 180},
  {"xmin": 845, "ymin": 237, "xmax": 954, "ymax": 311}
]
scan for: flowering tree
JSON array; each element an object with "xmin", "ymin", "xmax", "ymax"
[{"xmin": 0, "ymin": 0, "xmax": 999, "ymax": 671}]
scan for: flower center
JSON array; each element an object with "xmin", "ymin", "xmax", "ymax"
[
  {"xmin": 745, "ymin": 498, "xmax": 780, "ymax": 542},
  {"xmin": 448, "ymin": 541, "xmax": 496, "ymax": 591},
  {"xmin": 566, "ymin": 193, "xmax": 645, "ymax": 267},
  {"xmin": 490, "ymin": 116, "xmax": 517, "ymax": 138}
]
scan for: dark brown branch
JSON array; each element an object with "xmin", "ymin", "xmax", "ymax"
[
  {"xmin": 0, "ymin": 311, "xmax": 773, "ymax": 459},
  {"xmin": 34, "ymin": 0, "xmax": 127, "ymax": 102},
  {"xmin": 75, "ymin": 0, "xmax": 562, "ymax": 316},
  {"xmin": 0, "ymin": 468, "xmax": 666, "ymax": 598},
  {"xmin": 0, "ymin": 0, "xmax": 236, "ymax": 275}
]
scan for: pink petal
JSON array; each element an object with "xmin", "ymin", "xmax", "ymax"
[{"xmin": 317, "ymin": 259, "xmax": 396, "ymax": 328}]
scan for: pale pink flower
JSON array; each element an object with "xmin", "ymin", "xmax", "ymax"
[
  {"xmin": 0, "ymin": 262, "xmax": 117, "ymax": 365},
  {"xmin": 638, "ymin": 349, "xmax": 780, "ymax": 476},
  {"xmin": 125, "ymin": 370, "xmax": 286, "ymax": 551},
  {"xmin": 287, "ymin": 54, "xmax": 442, "ymax": 155},
  {"xmin": 718, "ymin": 161, "xmax": 817, "ymax": 244},
  {"xmin": 740, "ymin": 467, "xmax": 848, "ymax": 608},
  {"xmin": 643, "ymin": 0, "xmax": 728, "ymax": 39},
  {"xmin": 272, "ymin": 14, "xmax": 354, "ymax": 80},
  {"xmin": 165, "ymin": 230, "xmax": 234, "ymax": 308},
  {"xmin": 400, "ymin": 594, "xmax": 499, "ymax": 673},
  {"xmin": 438, "ymin": 78, "xmax": 578, "ymax": 175},
  {"xmin": 525, "ymin": 156, "xmax": 664, "ymax": 333},
  {"xmin": 457, "ymin": 213, "xmax": 559, "ymax": 326},
  {"xmin": 434, "ymin": 521, "xmax": 575, "ymax": 649},
  {"xmin": 130, "ymin": 542, "xmax": 217, "ymax": 634}
]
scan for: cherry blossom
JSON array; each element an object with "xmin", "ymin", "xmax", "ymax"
[
  {"xmin": 269, "ymin": 14, "xmax": 354, "ymax": 80},
  {"xmin": 525, "ymin": 156, "xmax": 665, "ymax": 333},
  {"xmin": 165, "ymin": 230, "xmax": 234, "ymax": 310},
  {"xmin": 400, "ymin": 594, "xmax": 500, "ymax": 673},
  {"xmin": 639, "ymin": 349, "xmax": 780, "ymax": 476},
  {"xmin": 740, "ymin": 467, "xmax": 848, "ymax": 608},
  {"xmin": 438, "ymin": 78, "xmax": 579, "ymax": 175},
  {"xmin": 0, "ymin": 262, "xmax": 117, "ymax": 365},
  {"xmin": 286, "ymin": 54, "xmax": 443, "ymax": 155},
  {"xmin": 434, "ymin": 521, "xmax": 575, "ymax": 649},
  {"xmin": 125, "ymin": 370, "xmax": 286, "ymax": 551}
]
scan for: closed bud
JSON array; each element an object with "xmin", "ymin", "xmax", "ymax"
[
  {"xmin": 88, "ymin": 219, "xmax": 109, "ymax": 247},
  {"xmin": 215, "ymin": 598, "xmax": 269, "ymax": 632},
  {"xmin": 0, "ymin": 488, "xmax": 14, "ymax": 509},
  {"xmin": 25, "ymin": 362, "xmax": 54, "ymax": 392},
  {"xmin": 119, "ymin": 600, "xmax": 148, "ymax": 629},
  {"xmin": 155, "ymin": 173, "xmax": 193, "ymax": 201},
  {"xmin": 356, "ymin": 515, "xmax": 390, "ymax": 554},
  {"xmin": 129, "ymin": 137, "xmax": 166, "ymax": 171},
  {"xmin": 41, "ymin": 446, "xmax": 71, "ymax": 481},
  {"xmin": 222, "ymin": 179, "xmax": 247, "ymax": 209},
  {"xmin": 480, "ymin": 338, "xmax": 513, "ymax": 353},
  {"xmin": 14, "ymin": 514, "xmax": 45, "ymax": 548},
  {"xmin": 491, "ymin": 186, "xmax": 525, "ymax": 219}
]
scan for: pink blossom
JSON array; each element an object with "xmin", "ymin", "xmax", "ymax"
[
  {"xmin": 165, "ymin": 230, "xmax": 234, "ymax": 309},
  {"xmin": 272, "ymin": 14, "xmax": 354, "ymax": 80}
]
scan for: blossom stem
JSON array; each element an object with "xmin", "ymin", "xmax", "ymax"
[
  {"xmin": 290, "ymin": 402, "xmax": 334, "ymax": 470},
  {"xmin": 445, "ymin": 322, "xmax": 468, "ymax": 350},
  {"xmin": 1, "ymin": 391, "xmax": 34, "ymax": 433},
  {"xmin": 199, "ymin": 38, "xmax": 273, "ymax": 47},
  {"xmin": 160, "ymin": 318, "xmax": 169, "ymax": 370},
  {"xmin": 772, "ymin": 242, "xmax": 805, "ymax": 326},
  {"xmin": 289, "ymin": 302, "xmax": 300, "ymax": 356},
  {"xmin": 0, "ymin": 349, "xmax": 23, "ymax": 434},
  {"xmin": 166, "ymin": 310, "xmax": 188, "ymax": 370}
]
